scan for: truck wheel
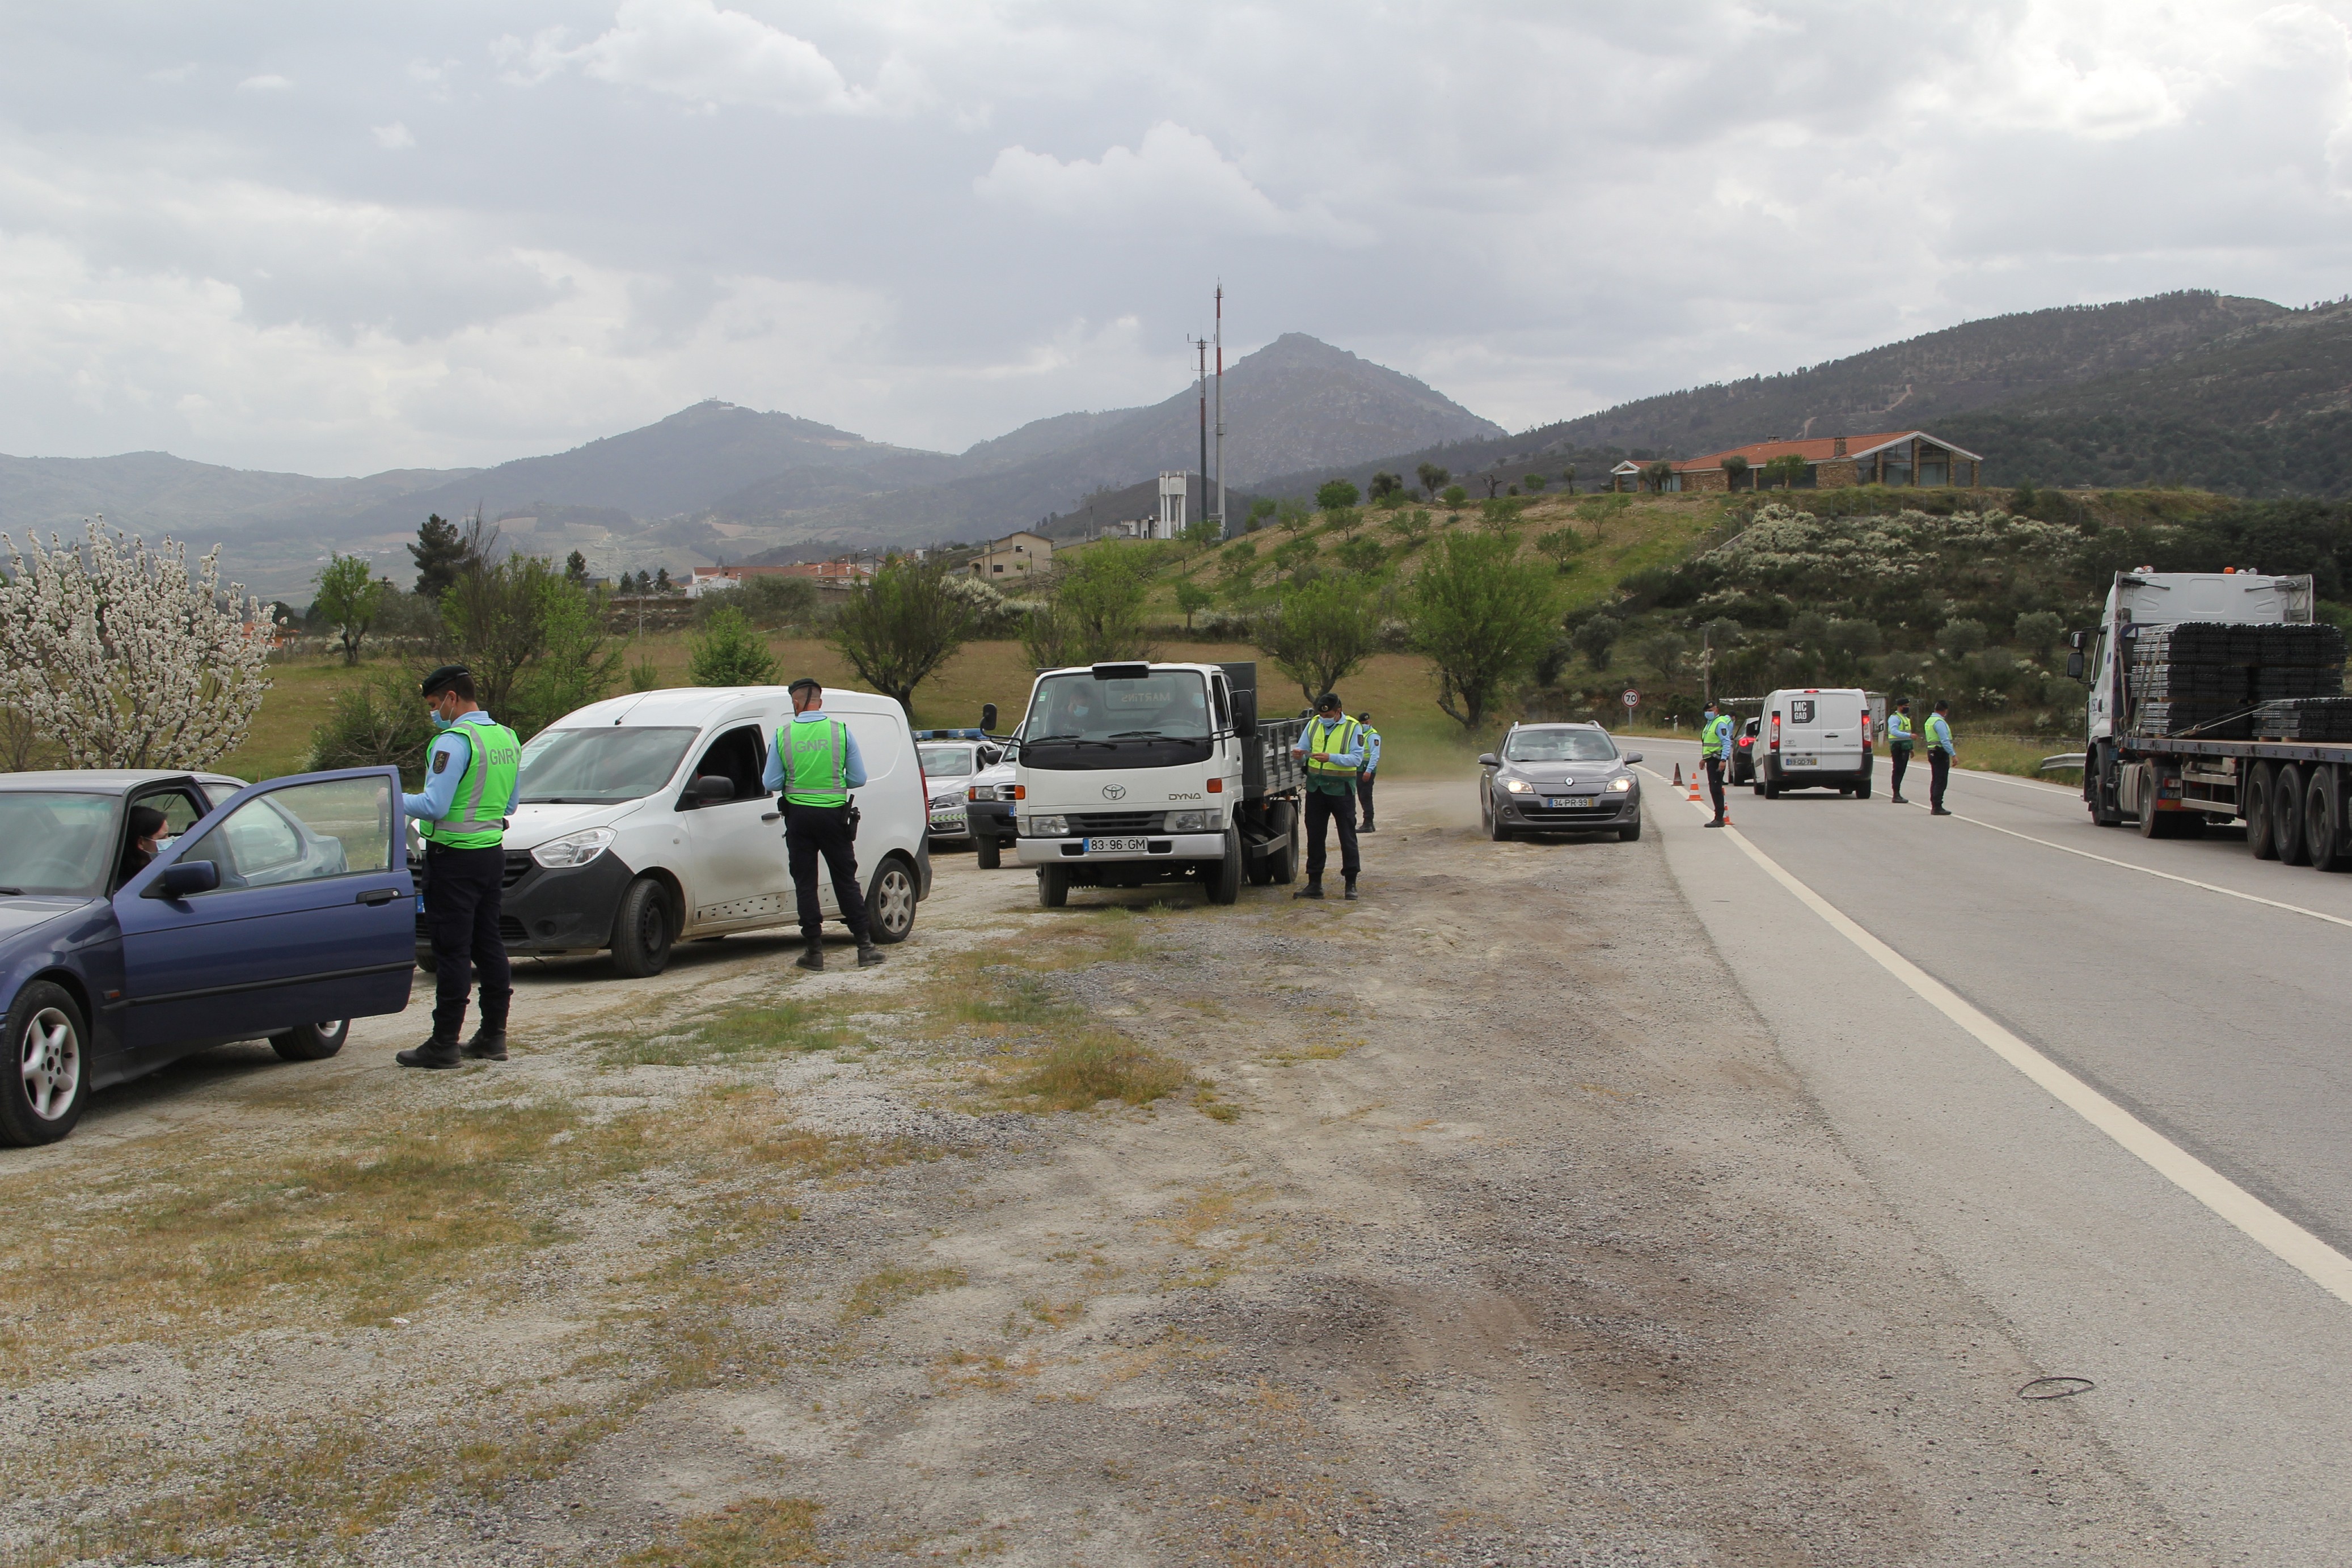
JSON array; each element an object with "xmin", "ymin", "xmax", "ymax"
[
  {"xmin": 1037, "ymin": 865, "xmax": 1069, "ymax": 909},
  {"xmin": 269, "ymin": 1020, "xmax": 349, "ymax": 1062},
  {"xmin": 0, "ymin": 982, "xmax": 88, "ymax": 1147},
  {"xmin": 609, "ymin": 876, "xmax": 674, "ymax": 978},
  {"xmin": 2135, "ymin": 764, "xmax": 2171, "ymax": 839},
  {"xmin": 2246, "ymin": 763, "xmax": 2279, "ymax": 859},
  {"xmin": 865, "ymin": 856, "xmax": 918, "ymax": 943},
  {"xmin": 2276, "ymin": 762, "xmax": 2311, "ymax": 865},
  {"xmin": 1269, "ymin": 813, "xmax": 1299, "ymax": 885},
  {"xmin": 2309, "ymin": 767, "xmax": 2347, "ymax": 871},
  {"xmin": 1206, "ymin": 830, "xmax": 1242, "ymax": 905},
  {"xmin": 974, "ymin": 835, "xmax": 1001, "ymax": 870}
]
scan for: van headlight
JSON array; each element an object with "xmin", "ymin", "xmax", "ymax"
[
  {"xmin": 1607, "ymin": 776, "xmax": 1633, "ymax": 793},
  {"xmin": 1025, "ymin": 814, "xmax": 1069, "ymax": 838},
  {"xmin": 532, "ymin": 827, "xmax": 615, "ymax": 868},
  {"xmin": 1165, "ymin": 809, "xmax": 1215, "ymax": 832}
]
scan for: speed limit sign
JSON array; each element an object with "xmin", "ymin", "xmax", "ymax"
[{"xmin": 1622, "ymin": 689, "xmax": 1640, "ymax": 708}]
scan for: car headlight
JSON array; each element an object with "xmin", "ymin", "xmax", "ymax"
[
  {"xmin": 930, "ymin": 793, "xmax": 964, "ymax": 811},
  {"xmin": 969, "ymin": 784, "xmax": 998, "ymax": 802},
  {"xmin": 1502, "ymin": 777, "xmax": 1534, "ymax": 794},
  {"xmin": 1607, "ymin": 776, "xmax": 1634, "ymax": 793},
  {"xmin": 531, "ymin": 826, "xmax": 615, "ymax": 868},
  {"xmin": 1166, "ymin": 809, "xmax": 1214, "ymax": 832},
  {"xmin": 1025, "ymin": 814, "xmax": 1070, "ymax": 837}
]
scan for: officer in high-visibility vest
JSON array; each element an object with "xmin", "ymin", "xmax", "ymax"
[
  {"xmin": 1886, "ymin": 698, "xmax": 1915, "ymax": 803},
  {"xmin": 1700, "ymin": 699, "xmax": 1735, "ymax": 827},
  {"xmin": 762, "ymin": 677, "xmax": 884, "ymax": 971},
  {"xmin": 1354, "ymin": 711, "xmax": 1383, "ymax": 833},
  {"xmin": 1926, "ymin": 700, "xmax": 1957, "ymax": 816},
  {"xmin": 1290, "ymin": 692, "xmax": 1366, "ymax": 899},
  {"xmin": 397, "ymin": 665, "xmax": 521, "ymax": 1069}
]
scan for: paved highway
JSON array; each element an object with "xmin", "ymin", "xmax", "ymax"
[{"xmin": 1635, "ymin": 737, "xmax": 2352, "ymax": 1566}]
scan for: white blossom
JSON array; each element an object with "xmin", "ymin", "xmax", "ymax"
[{"xmin": 0, "ymin": 521, "xmax": 273, "ymax": 770}]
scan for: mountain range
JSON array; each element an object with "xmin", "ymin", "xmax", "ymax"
[{"xmin": 6, "ymin": 291, "xmax": 2347, "ymax": 602}]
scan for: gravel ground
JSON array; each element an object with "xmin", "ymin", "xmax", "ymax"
[{"xmin": 0, "ymin": 779, "xmax": 2206, "ymax": 1565}]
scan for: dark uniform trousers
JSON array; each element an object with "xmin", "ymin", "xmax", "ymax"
[
  {"xmin": 786, "ymin": 801, "xmax": 871, "ymax": 941},
  {"xmin": 1304, "ymin": 784, "xmax": 1361, "ymax": 882},
  {"xmin": 1929, "ymin": 749, "xmax": 1952, "ymax": 810},
  {"xmin": 1704, "ymin": 756, "xmax": 1726, "ymax": 816},
  {"xmin": 1889, "ymin": 743, "xmax": 1911, "ymax": 797},
  {"xmin": 1355, "ymin": 770, "xmax": 1376, "ymax": 829},
  {"xmin": 425, "ymin": 841, "xmax": 512, "ymax": 1041}
]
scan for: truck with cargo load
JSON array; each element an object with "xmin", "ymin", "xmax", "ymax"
[
  {"xmin": 2071, "ymin": 569, "xmax": 2352, "ymax": 868},
  {"xmin": 1011, "ymin": 660, "xmax": 1306, "ymax": 907}
]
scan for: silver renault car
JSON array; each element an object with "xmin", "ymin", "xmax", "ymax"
[{"xmin": 1477, "ymin": 722, "xmax": 1644, "ymax": 842}]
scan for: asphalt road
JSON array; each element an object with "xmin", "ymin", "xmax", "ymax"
[{"xmin": 1633, "ymin": 737, "xmax": 2352, "ymax": 1565}]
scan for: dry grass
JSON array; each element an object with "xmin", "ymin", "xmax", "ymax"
[
  {"xmin": 1007, "ymin": 1029, "xmax": 1189, "ymax": 1111},
  {"xmin": 601, "ymin": 998, "xmax": 855, "ymax": 1067},
  {"xmin": 841, "ymin": 1265, "xmax": 966, "ymax": 1321},
  {"xmin": 623, "ymin": 1497, "xmax": 828, "ymax": 1567}
]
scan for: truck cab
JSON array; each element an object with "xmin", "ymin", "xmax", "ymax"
[
  {"xmin": 1012, "ymin": 661, "xmax": 1303, "ymax": 907},
  {"xmin": 2081, "ymin": 571, "xmax": 2312, "ymax": 748}
]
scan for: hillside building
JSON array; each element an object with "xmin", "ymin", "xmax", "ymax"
[
  {"xmin": 686, "ymin": 560, "xmax": 876, "ymax": 598},
  {"xmin": 970, "ymin": 531, "xmax": 1053, "ymax": 581},
  {"xmin": 1608, "ymin": 430, "xmax": 1985, "ymax": 493}
]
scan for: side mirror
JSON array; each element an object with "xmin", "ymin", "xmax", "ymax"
[
  {"xmin": 1623, "ymin": 752, "xmax": 1643, "ymax": 764},
  {"xmin": 2066, "ymin": 651, "xmax": 2085, "ymax": 681},
  {"xmin": 1232, "ymin": 690, "xmax": 1259, "ymax": 739},
  {"xmin": 1477, "ymin": 753, "xmax": 1500, "ymax": 768},
  {"xmin": 146, "ymin": 861, "xmax": 219, "ymax": 899},
  {"xmin": 981, "ymin": 702, "xmax": 999, "ymax": 733},
  {"xmin": 690, "ymin": 775, "xmax": 736, "ymax": 804}
]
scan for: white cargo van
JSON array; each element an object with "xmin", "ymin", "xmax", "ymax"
[
  {"xmin": 414, "ymin": 685, "xmax": 930, "ymax": 977},
  {"xmin": 1756, "ymin": 687, "xmax": 1877, "ymax": 798}
]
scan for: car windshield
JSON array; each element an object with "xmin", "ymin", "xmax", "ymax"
[
  {"xmin": 0, "ymin": 792, "xmax": 117, "ymax": 897},
  {"xmin": 518, "ymin": 727, "xmax": 698, "ymax": 804},
  {"xmin": 1024, "ymin": 671, "xmax": 1210, "ymax": 742},
  {"xmin": 918, "ymin": 745, "xmax": 976, "ymax": 777},
  {"xmin": 1504, "ymin": 729, "xmax": 1620, "ymax": 763}
]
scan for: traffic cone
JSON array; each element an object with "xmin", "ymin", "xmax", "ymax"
[
  {"xmin": 1671, "ymin": 762, "xmax": 1683, "ymax": 787},
  {"xmin": 1687, "ymin": 771, "xmax": 1702, "ymax": 803}
]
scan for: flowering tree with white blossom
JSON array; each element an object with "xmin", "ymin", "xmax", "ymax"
[{"xmin": 0, "ymin": 521, "xmax": 273, "ymax": 770}]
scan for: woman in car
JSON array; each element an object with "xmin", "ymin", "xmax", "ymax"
[{"xmin": 116, "ymin": 806, "xmax": 167, "ymax": 886}]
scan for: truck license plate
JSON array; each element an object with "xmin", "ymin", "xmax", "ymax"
[
  {"xmin": 1083, "ymin": 836, "xmax": 1150, "ymax": 853},
  {"xmin": 1547, "ymin": 796, "xmax": 1597, "ymax": 808}
]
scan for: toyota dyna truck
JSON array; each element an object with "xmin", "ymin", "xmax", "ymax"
[
  {"xmin": 1012, "ymin": 660, "xmax": 1307, "ymax": 907},
  {"xmin": 2072, "ymin": 569, "xmax": 2352, "ymax": 867}
]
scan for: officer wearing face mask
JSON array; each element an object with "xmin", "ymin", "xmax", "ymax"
[{"xmin": 396, "ymin": 665, "xmax": 521, "ymax": 1070}]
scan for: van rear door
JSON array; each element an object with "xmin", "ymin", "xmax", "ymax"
[
  {"xmin": 1781, "ymin": 693, "xmax": 1826, "ymax": 770},
  {"xmin": 1815, "ymin": 691, "xmax": 1864, "ymax": 770}
]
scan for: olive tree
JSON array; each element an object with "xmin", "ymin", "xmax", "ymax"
[
  {"xmin": 0, "ymin": 522, "xmax": 271, "ymax": 769},
  {"xmin": 1407, "ymin": 532, "xmax": 1557, "ymax": 730},
  {"xmin": 1253, "ymin": 576, "xmax": 1379, "ymax": 702},
  {"xmin": 313, "ymin": 552, "xmax": 386, "ymax": 665},
  {"xmin": 1020, "ymin": 550, "xmax": 1153, "ymax": 669},
  {"xmin": 830, "ymin": 553, "xmax": 976, "ymax": 708}
]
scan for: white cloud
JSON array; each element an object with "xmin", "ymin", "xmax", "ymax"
[
  {"xmin": 371, "ymin": 122, "xmax": 416, "ymax": 150},
  {"xmin": 977, "ymin": 122, "xmax": 1366, "ymax": 244},
  {"xmin": 497, "ymin": 0, "xmax": 926, "ymax": 115},
  {"xmin": 235, "ymin": 73, "xmax": 291, "ymax": 92}
]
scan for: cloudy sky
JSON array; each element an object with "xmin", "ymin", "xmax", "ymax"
[{"xmin": 6, "ymin": 1, "xmax": 2350, "ymax": 476}]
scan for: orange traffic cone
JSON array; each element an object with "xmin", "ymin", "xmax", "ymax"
[
  {"xmin": 1687, "ymin": 771, "xmax": 1702, "ymax": 803},
  {"xmin": 1671, "ymin": 762, "xmax": 1683, "ymax": 787}
]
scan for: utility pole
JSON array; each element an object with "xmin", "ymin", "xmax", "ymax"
[
  {"xmin": 1190, "ymin": 335, "xmax": 1208, "ymax": 538},
  {"xmin": 1214, "ymin": 284, "xmax": 1227, "ymax": 539}
]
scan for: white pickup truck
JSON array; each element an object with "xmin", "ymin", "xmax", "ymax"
[{"xmin": 1012, "ymin": 661, "xmax": 1307, "ymax": 907}]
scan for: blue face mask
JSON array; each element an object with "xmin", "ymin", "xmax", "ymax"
[{"xmin": 430, "ymin": 708, "xmax": 454, "ymax": 732}]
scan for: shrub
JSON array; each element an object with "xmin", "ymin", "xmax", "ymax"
[
  {"xmin": 1336, "ymin": 536, "xmax": 1386, "ymax": 574},
  {"xmin": 689, "ymin": 605, "xmax": 778, "ymax": 687},
  {"xmin": 831, "ymin": 554, "xmax": 978, "ymax": 707},
  {"xmin": 1441, "ymin": 484, "xmax": 1468, "ymax": 508},
  {"xmin": 1254, "ymin": 576, "xmax": 1379, "ymax": 702},
  {"xmin": 307, "ymin": 667, "xmax": 436, "ymax": 787},
  {"xmin": 1316, "ymin": 478, "xmax": 1361, "ymax": 512},
  {"xmin": 1408, "ymin": 532, "xmax": 1558, "ymax": 729}
]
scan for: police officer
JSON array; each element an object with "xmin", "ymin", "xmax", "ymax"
[
  {"xmin": 1885, "ymin": 698, "xmax": 1915, "ymax": 803},
  {"xmin": 397, "ymin": 665, "xmax": 520, "ymax": 1068},
  {"xmin": 763, "ymin": 677, "xmax": 884, "ymax": 971},
  {"xmin": 1700, "ymin": 699, "xmax": 1734, "ymax": 827},
  {"xmin": 1291, "ymin": 692, "xmax": 1365, "ymax": 899},
  {"xmin": 1354, "ymin": 711, "xmax": 1382, "ymax": 833},
  {"xmin": 1925, "ymin": 700, "xmax": 1956, "ymax": 816}
]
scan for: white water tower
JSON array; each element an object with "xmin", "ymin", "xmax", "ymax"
[{"xmin": 1156, "ymin": 472, "xmax": 1189, "ymax": 539}]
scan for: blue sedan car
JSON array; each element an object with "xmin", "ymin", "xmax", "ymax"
[{"xmin": 0, "ymin": 766, "xmax": 416, "ymax": 1146}]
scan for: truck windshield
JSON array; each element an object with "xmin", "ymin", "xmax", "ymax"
[
  {"xmin": 1021, "ymin": 670, "xmax": 1213, "ymax": 771},
  {"xmin": 0, "ymin": 792, "xmax": 117, "ymax": 898},
  {"xmin": 518, "ymin": 727, "xmax": 698, "ymax": 804}
]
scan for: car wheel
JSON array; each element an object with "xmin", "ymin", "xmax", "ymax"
[
  {"xmin": 1206, "ymin": 829, "xmax": 1242, "ymax": 905},
  {"xmin": 415, "ymin": 952, "xmax": 438, "ymax": 975},
  {"xmin": 609, "ymin": 876, "xmax": 674, "ymax": 978},
  {"xmin": 1038, "ymin": 865, "xmax": 1070, "ymax": 909},
  {"xmin": 1856, "ymin": 775, "xmax": 1872, "ymax": 800},
  {"xmin": 270, "ymin": 1019, "xmax": 349, "ymax": 1062},
  {"xmin": 974, "ymin": 835, "xmax": 1001, "ymax": 870},
  {"xmin": 1619, "ymin": 815, "xmax": 1642, "ymax": 842},
  {"xmin": 866, "ymin": 856, "xmax": 918, "ymax": 943},
  {"xmin": 0, "ymin": 982, "xmax": 88, "ymax": 1147}
]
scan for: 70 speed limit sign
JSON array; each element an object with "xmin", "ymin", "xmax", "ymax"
[{"xmin": 1622, "ymin": 689, "xmax": 1640, "ymax": 708}]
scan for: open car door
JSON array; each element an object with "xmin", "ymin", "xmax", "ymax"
[{"xmin": 113, "ymin": 768, "xmax": 413, "ymax": 1053}]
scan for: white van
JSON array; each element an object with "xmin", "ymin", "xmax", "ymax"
[
  {"xmin": 1756, "ymin": 687, "xmax": 1878, "ymax": 798},
  {"xmin": 415, "ymin": 686, "xmax": 930, "ymax": 977}
]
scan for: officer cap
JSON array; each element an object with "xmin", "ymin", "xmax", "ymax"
[
  {"xmin": 1314, "ymin": 691, "xmax": 1342, "ymax": 712},
  {"xmin": 787, "ymin": 676, "xmax": 822, "ymax": 696},
  {"xmin": 419, "ymin": 664, "xmax": 472, "ymax": 698},
  {"xmin": 1356, "ymin": 711, "xmax": 1371, "ymax": 723}
]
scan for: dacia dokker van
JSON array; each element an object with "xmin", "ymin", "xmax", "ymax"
[{"xmin": 413, "ymin": 686, "xmax": 930, "ymax": 977}]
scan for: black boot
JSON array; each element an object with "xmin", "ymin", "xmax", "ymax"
[
  {"xmin": 396, "ymin": 1034, "xmax": 463, "ymax": 1070},
  {"xmin": 856, "ymin": 939, "xmax": 885, "ymax": 968},
  {"xmin": 795, "ymin": 937, "xmax": 825, "ymax": 973},
  {"xmin": 1343, "ymin": 878, "xmax": 1359, "ymax": 901},
  {"xmin": 461, "ymin": 1028, "xmax": 508, "ymax": 1062},
  {"xmin": 1293, "ymin": 881, "xmax": 1324, "ymax": 899},
  {"xmin": 1359, "ymin": 821, "xmax": 1376, "ymax": 834}
]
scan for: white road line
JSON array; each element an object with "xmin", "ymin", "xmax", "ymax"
[{"xmin": 1640, "ymin": 768, "xmax": 2352, "ymax": 1312}]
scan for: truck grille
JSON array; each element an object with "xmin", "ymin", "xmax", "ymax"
[{"xmin": 1066, "ymin": 810, "xmax": 1164, "ymax": 834}]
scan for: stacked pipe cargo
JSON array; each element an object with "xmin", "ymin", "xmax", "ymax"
[{"xmin": 2127, "ymin": 620, "xmax": 2346, "ymax": 739}]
